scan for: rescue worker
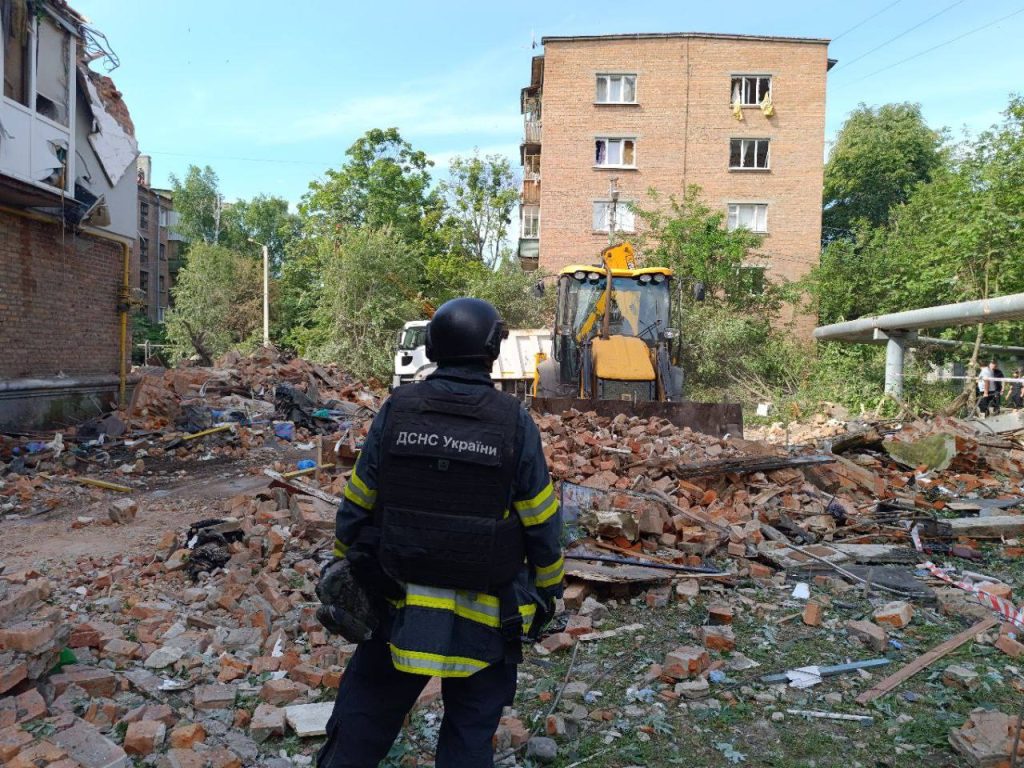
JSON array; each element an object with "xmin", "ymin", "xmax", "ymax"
[{"xmin": 317, "ymin": 297, "xmax": 565, "ymax": 768}]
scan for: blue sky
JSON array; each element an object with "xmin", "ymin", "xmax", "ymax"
[{"xmin": 76, "ymin": 0, "xmax": 1022, "ymax": 205}]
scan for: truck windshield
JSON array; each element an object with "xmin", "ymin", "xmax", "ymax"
[
  {"xmin": 563, "ymin": 275, "xmax": 671, "ymax": 344},
  {"xmin": 398, "ymin": 326, "xmax": 427, "ymax": 350}
]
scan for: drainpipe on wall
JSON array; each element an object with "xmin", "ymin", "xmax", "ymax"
[{"xmin": 0, "ymin": 203, "xmax": 133, "ymax": 406}]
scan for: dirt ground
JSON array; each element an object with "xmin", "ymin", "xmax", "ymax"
[{"xmin": 1, "ymin": 448, "xmax": 296, "ymax": 573}]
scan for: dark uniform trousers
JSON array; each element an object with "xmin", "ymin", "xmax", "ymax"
[{"xmin": 316, "ymin": 633, "xmax": 518, "ymax": 768}]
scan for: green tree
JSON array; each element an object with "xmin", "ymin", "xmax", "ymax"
[
  {"xmin": 221, "ymin": 195, "xmax": 301, "ymax": 274},
  {"xmin": 632, "ymin": 185, "xmax": 778, "ymax": 317},
  {"xmin": 168, "ymin": 165, "xmax": 224, "ymax": 246},
  {"xmin": 300, "ymin": 128, "xmax": 439, "ymax": 243},
  {"xmin": 823, "ymin": 103, "xmax": 944, "ymax": 238},
  {"xmin": 165, "ymin": 243, "xmax": 264, "ymax": 362},
  {"xmin": 307, "ymin": 226, "xmax": 427, "ymax": 380},
  {"xmin": 437, "ymin": 152, "xmax": 519, "ymax": 264}
]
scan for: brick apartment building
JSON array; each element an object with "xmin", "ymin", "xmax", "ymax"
[
  {"xmin": 135, "ymin": 155, "xmax": 184, "ymax": 324},
  {"xmin": 518, "ymin": 33, "xmax": 832, "ymax": 324},
  {"xmin": 1, "ymin": 0, "xmax": 139, "ymax": 427}
]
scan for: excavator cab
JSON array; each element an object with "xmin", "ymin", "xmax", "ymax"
[
  {"xmin": 536, "ymin": 244, "xmax": 681, "ymax": 402},
  {"xmin": 532, "ymin": 243, "xmax": 742, "ymax": 438}
]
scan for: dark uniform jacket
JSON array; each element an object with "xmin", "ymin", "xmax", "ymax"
[{"xmin": 334, "ymin": 366, "xmax": 564, "ymax": 677}]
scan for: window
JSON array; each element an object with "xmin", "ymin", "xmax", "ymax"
[
  {"xmin": 727, "ymin": 203, "xmax": 768, "ymax": 233},
  {"xmin": 139, "ymin": 237, "xmax": 149, "ymax": 260},
  {"xmin": 731, "ymin": 75, "xmax": 771, "ymax": 107},
  {"xmin": 596, "ymin": 74, "xmax": 637, "ymax": 104},
  {"xmin": 524, "ymin": 153, "xmax": 540, "ymax": 177},
  {"xmin": 139, "ymin": 270, "xmax": 149, "ymax": 292},
  {"xmin": 3, "ymin": 14, "xmax": 31, "ymax": 106},
  {"xmin": 595, "ymin": 138, "xmax": 636, "ymax": 168},
  {"xmin": 159, "ymin": 242, "xmax": 166, "ymax": 260},
  {"xmin": 157, "ymin": 306, "xmax": 166, "ymax": 323},
  {"xmin": 592, "ymin": 201, "xmax": 635, "ymax": 233},
  {"xmin": 730, "ymin": 138, "xmax": 770, "ymax": 170},
  {"xmin": 737, "ymin": 266, "xmax": 766, "ymax": 295},
  {"xmin": 139, "ymin": 202, "xmax": 149, "ymax": 228},
  {"xmin": 522, "ymin": 205, "xmax": 540, "ymax": 238}
]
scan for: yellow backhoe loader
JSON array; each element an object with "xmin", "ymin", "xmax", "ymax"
[{"xmin": 531, "ymin": 243, "xmax": 742, "ymax": 437}]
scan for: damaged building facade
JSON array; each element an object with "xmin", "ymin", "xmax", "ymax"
[
  {"xmin": 518, "ymin": 33, "xmax": 832, "ymax": 330},
  {"xmin": 135, "ymin": 155, "xmax": 183, "ymax": 325},
  {"xmin": 0, "ymin": 0, "xmax": 139, "ymax": 428}
]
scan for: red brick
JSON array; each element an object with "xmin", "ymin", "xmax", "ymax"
[
  {"xmin": 0, "ymin": 618, "xmax": 59, "ymax": 652},
  {"xmin": 249, "ymin": 703, "xmax": 285, "ymax": 743},
  {"xmin": 124, "ymin": 720, "xmax": 166, "ymax": 755},
  {"xmin": 0, "ymin": 660, "xmax": 28, "ymax": 694}
]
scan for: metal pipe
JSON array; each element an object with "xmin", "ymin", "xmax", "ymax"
[
  {"xmin": 815, "ymin": 292, "xmax": 1024, "ymax": 343},
  {"xmin": 0, "ymin": 374, "xmax": 132, "ymax": 393},
  {"xmin": 885, "ymin": 334, "xmax": 905, "ymax": 398}
]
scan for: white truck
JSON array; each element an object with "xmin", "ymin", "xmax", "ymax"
[{"xmin": 392, "ymin": 320, "xmax": 551, "ymax": 398}]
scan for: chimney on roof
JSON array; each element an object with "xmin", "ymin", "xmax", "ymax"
[{"xmin": 138, "ymin": 154, "xmax": 152, "ymax": 186}]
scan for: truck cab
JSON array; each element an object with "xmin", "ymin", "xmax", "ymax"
[{"xmin": 392, "ymin": 321, "xmax": 432, "ymax": 390}]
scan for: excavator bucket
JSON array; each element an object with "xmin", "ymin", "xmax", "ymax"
[{"xmin": 530, "ymin": 398, "xmax": 743, "ymax": 439}]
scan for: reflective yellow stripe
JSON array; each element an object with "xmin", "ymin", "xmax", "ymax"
[
  {"xmin": 399, "ymin": 586, "xmax": 501, "ymax": 628},
  {"xmin": 518, "ymin": 494, "xmax": 558, "ymax": 527},
  {"xmin": 389, "ymin": 645, "xmax": 488, "ymax": 678},
  {"xmin": 535, "ymin": 555, "xmax": 565, "ymax": 588},
  {"xmin": 520, "ymin": 603, "xmax": 537, "ymax": 634},
  {"xmin": 514, "ymin": 481, "xmax": 554, "ymax": 513},
  {"xmin": 343, "ymin": 484, "xmax": 374, "ymax": 510},
  {"xmin": 333, "ymin": 539, "xmax": 349, "ymax": 557},
  {"xmin": 350, "ymin": 470, "xmax": 376, "ymax": 501}
]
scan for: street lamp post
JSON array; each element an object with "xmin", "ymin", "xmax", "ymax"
[{"xmin": 249, "ymin": 238, "xmax": 270, "ymax": 346}]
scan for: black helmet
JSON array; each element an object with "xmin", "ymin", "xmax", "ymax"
[{"xmin": 426, "ymin": 297, "xmax": 507, "ymax": 367}]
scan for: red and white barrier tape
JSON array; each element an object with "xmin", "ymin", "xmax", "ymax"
[{"xmin": 920, "ymin": 561, "xmax": 1024, "ymax": 629}]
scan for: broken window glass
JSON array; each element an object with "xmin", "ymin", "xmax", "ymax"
[
  {"xmin": 35, "ymin": 17, "xmax": 70, "ymax": 126},
  {"xmin": 595, "ymin": 140, "xmax": 606, "ymax": 165},
  {"xmin": 3, "ymin": 4, "xmax": 31, "ymax": 106},
  {"xmin": 593, "ymin": 202, "xmax": 608, "ymax": 231},
  {"xmin": 730, "ymin": 75, "xmax": 772, "ymax": 107},
  {"xmin": 622, "ymin": 140, "xmax": 635, "ymax": 166},
  {"xmin": 730, "ymin": 139, "xmax": 769, "ymax": 169}
]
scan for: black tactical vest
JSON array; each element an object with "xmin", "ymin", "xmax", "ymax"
[{"xmin": 375, "ymin": 376, "xmax": 525, "ymax": 592}]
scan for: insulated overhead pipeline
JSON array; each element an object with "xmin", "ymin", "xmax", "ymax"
[{"xmin": 814, "ymin": 293, "xmax": 1024, "ymax": 344}]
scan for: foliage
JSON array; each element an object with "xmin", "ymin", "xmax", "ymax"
[
  {"xmin": 304, "ymin": 226, "xmax": 427, "ymax": 381},
  {"xmin": 822, "ymin": 102, "xmax": 944, "ymax": 239},
  {"xmin": 632, "ymin": 185, "xmax": 784, "ymax": 324},
  {"xmin": 130, "ymin": 314, "xmax": 169, "ymax": 364},
  {"xmin": 808, "ymin": 96, "xmax": 1024, "ymax": 347},
  {"xmin": 300, "ymin": 128, "xmax": 440, "ymax": 244},
  {"xmin": 220, "ymin": 195, "xmax": 301, "ymax": 274},
  {"xmin": 168, "ymin": 165, "xmax": 224, "ymax": 246},
  {"xmin": 436, "ymin": 152, "xmax": 519, "ymax": 265},
  {"xmin": 165, "ymin": 244, "xmax": 265, "ymax": 361}
]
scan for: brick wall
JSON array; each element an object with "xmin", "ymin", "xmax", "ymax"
[
  {"xmin": 0, "ymin": 212, "xmax": 123, "ymax": 379},
  {"xmin": 535, "ymin": 35, "xmax": 829, "ymax": 331}
]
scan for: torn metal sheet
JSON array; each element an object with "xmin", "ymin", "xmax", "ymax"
[
  {"xmin": 757, "ymin": 540, "xmax": 850, "ymax": 570},
  {"xmin": 846, "ymin": 566, "xmax": 936, "ymax": 602},
  {"xmin": 80, "ymin": 66, "xmax": 138, "ymax": 185},
  {"xmin": 831, "ymin": 543, "xmax": 921, "ymax": 564}
]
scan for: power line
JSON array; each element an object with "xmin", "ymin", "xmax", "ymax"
[
  {"xmin": 832, "ymin": 0, "xmax": 905, "ymax": 42},
  {"xmin": 837, "ymin": 5, "xmax": 1024, "ymax": 87},
  {"xmin": 145, "ymin": 150, "xmax": 328, "ymax": 167},
  {"xmin": 831, "ymin": 0, "xmax": 968, "ymax": 72}
]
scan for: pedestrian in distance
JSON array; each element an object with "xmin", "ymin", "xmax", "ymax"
[
  {"xmin": 315, "ymin": 297, "xmax": 565, "ymax": 768},
  {"xmin": 977, "ymin": 360, "xmax": 999, "ymax": 417},
  {"xmin": 1009, "ymin": 368, "xmax": 1023, "ymax": 409}
]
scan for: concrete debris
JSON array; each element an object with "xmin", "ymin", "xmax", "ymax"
[{"xmin": 949, "ymin": 709, "xmax": 1024, "ymax": 767}]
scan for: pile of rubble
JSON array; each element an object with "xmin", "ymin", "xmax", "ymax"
[
  {"xmin": 0, "ymin": 348, "xmax": 380, "ymax": 520},
  {"xmin": 0, "ymin": 468, "xmax": 395, "ymax": 767}
]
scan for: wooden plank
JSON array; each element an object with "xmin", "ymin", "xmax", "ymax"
[
  {"xmin": 855, "ymin": 617, "xmax": 998, "ymax": 705},
  {"xmin": 947, "ymin": 515, "xmax": 1024, "ymax": 539}
]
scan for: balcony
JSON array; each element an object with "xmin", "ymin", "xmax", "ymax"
[
  {"xmin": 523, "ymin": 119, "xmax": 542, "ymax": 145},
  {"xmin": 517, "ymin": 238, "xmax": 540, "ymax": 271},
  {"xmin": 522, "ymin": 180, "xmax": 540, "ymax": 204}
]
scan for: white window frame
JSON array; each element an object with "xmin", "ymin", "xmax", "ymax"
[
  {"xmin": 731, "ymin": 75, "xmax": 772, "ymax": 107},
  {"xmin": 592, "ymin": 200, "xmax": 636, "ymax": 234},
  {"xmin": 595, "ymin": 137, "xmax": 637, "ymax": 169},
  {"xmin": 729, "ymin": 138, "xmax": 770, "ymax": 170},
  {"xmin": 522, "ymin": 204, "xmax": 540, "ymax": 239},
  {"xmin": 727, "ymin": 203, "xmax": 768, "ymax": 233},
  {"xmin": 595, "ymin": 73, "xmax": 637, "ymax": 104}
]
